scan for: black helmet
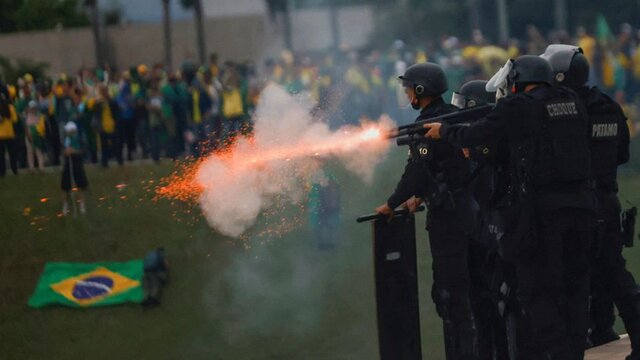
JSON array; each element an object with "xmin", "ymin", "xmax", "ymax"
[
  {"xmin": 509, "ymin": 55, "xmax": 554, "ymax": 87},
  {"xmin": 452, "ymin": 80, "xmax": 496, "ymax": 109},
  {"xmin": 540, "ymin": 44, "xmax": 589, "ymax": 89},
  {"xmin": 399, "ymin": 62, "xmax": 448, "ymax": 97}
]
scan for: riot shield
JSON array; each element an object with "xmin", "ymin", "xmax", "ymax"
[{"xmin": 357, "ymin": 207, "xmax": 424, "ymax": 360}]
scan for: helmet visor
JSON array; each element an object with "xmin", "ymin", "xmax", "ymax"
[
  {"xmin": 451, "ymin": 92, "xmax": 467, "ymax": 109},
  {"xmin": 486, "ymin": 59, "xmax": 514, "ymax": 92}
]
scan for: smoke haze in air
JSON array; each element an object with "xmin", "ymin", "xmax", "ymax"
[{"xmin": 196, "ymin": 84, "xmax": 393, "ymax": 237}]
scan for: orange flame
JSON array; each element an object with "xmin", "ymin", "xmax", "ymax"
[{"xmin": 157, "ymin": 122, "xmax": 390, "ymax": 202}]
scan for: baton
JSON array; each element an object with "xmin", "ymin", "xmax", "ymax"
[{"xmin": 356, "ymin": 205, "xmax": 426, "ymax": 223}]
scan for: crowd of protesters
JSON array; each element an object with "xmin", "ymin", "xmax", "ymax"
[
  {"xmin": 0, "ymin": 55, "xmax": 257, "ymax": 176},
  {"xmin": 2, "ymin": 23, "xmax": 640, "ymax": 177}
]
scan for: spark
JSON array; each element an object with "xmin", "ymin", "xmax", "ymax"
[
  {"xmin": 155, "ymin": 85, "xmax": 395, "ymax": 238},
  {"xmin": 158, "ymin": 121, "xmax": 391, "ymax": 202}
]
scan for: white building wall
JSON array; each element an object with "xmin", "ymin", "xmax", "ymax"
[
  {"xmin": 201, "ymin": 0, "xmax": 374, "ymax": 53},
  {"xmin": 0, "ymin": 1, "xmax": 375, "ymax": 75},
  {"xmin": 202, "ymin": 0, "xmax": 267, "ymax": 18}
]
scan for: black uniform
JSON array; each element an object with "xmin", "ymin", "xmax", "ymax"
[
  {"xmin": 578, "ymin": 86, "xmax": 640, "ymax": 355},
  {"xmin": 451, "ymin": 79, "xmax": 511, "ymax": 359},
  {"xmin": 467, "ymin": 139, "xmax": 513, "ymax": 360},
  {"xmin": 387, "ymin": 97, "xmax": 479, "ymax": 359},
  {"xmin": 441, "ymin": 85, "xmax": 596, "ymax": 359}
]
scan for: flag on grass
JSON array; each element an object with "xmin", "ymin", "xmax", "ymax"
[{"xmin": 28, "ymin": 260, "xmax": 144, "ymax": 308}]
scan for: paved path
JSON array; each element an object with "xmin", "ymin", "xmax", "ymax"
[{"xmin": 586, "ymin": 334, "xmax": 631, "ymax": 360}]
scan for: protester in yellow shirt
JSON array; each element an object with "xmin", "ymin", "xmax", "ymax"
[
  {"xmin": 220, "ymin": 68, "xmax": 246, "ymax": 144},
  {"xmin": 93, "ymin": 84, "xmax": 122, "ymax": 167},
  {"xmin": 0, "ymin": 85, "xmax": 19, "ymax": 176}
]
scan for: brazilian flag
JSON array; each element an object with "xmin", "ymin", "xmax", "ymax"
[{"xmin": 28, "ymin": 260, "xmax": 144, "ymax": 308}]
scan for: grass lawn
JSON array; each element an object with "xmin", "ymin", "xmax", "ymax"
[{"xmin": 1, "ymin": 149, "xmax": 639, "ymax": 360}]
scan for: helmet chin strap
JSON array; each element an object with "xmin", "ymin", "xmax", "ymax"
[{"xmin": 411, "ymin": 95, "xmax": 421, "ymax": 110}]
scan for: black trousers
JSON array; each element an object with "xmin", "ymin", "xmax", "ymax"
[
  {"xmin": 149, "ymin": 127, "xmax": 161, "ymax": 162},
  {"xmin": 590, "ymin": 191, "xmax": 640, "ymax": 346},
  {"xmin": 120, "ymin": 120, "xmax": 137, "ymax": 160},
  {"xmin": 45, "ymin": 116, "xmax": 61, "ymax": 165},
  {"xmin": 469, "ymin": 241, "xmax": 511, "ymax": 360},
  {"xmin": 427, "ymin": 191, "xmax": 479, "ymax": 359},
  {"xmin": 517, "ymin": 208, "xmax": 593, "ymax": 360},
  {"xmin": 61, "ymin": 154, "xmax": 88, "ymax": 191},
  {"xmin": 100, "ymin": 132, "xmax": 123, "ymax": 167},
  {"xmin": 0, "ymin": 138, "xmax": 18, "ymax": 176}
]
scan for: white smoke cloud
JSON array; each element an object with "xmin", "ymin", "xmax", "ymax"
[{"xmin": 195, "ymin": 84, "xmax": 393, "ymax": 237}]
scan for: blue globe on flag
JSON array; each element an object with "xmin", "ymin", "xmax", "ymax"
[{"xmin": 72, "ymin": 276, "xmax": 114, "ymax": 300}]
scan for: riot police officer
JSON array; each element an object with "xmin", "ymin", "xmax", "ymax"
[
  {"xmin": 451, "ymin": 81, "xmax": 496, "ymax": 110},
  {"xmin": 542, "ymin": 44, "xmax": 639, "ymax": 360},
  {"xmin": 452, "ymin": 81, "xmax": 512, "ymax": 360},
  {"xmin": 376, "ymin": 62, "xmax": 480, "ymax": 359},
  {"xmin": 424, "ymin": 55, "xmax": 596, "ymax": 359}
]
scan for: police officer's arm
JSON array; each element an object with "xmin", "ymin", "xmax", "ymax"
[
  {"xmin": 617, "ymin": 105, "xmax": 630, "ymax": 165},
  {"xmin": 426, "ymin": 102, "xmax": 511, "ymax": 148},
  {"xmin": 386, "ymin": 160, "xmax": 424, "ymax": 210}
]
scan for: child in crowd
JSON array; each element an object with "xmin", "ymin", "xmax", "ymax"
[
  {"xmin": 24, "ymin": 100, "xmax": 46, "ymax": 172},
  {"xmin": 147, "ymin": 84, "xmax": 164, "ymax": 163},
  {"xmin": 61, "ymin": 121, "xmax": 88, "ymax": 215}
]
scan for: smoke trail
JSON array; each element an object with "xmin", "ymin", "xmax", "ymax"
[
  {"xmin": 191, "ymin": 84, "xmax": 393, "ymax": 237},
  {"xmin": 216, "ymin": 238, "xmax": 328, "ymax": 340}
]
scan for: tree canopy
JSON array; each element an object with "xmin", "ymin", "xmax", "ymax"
[{"xmin": 0, "ymin": 0, "xmax": 89, "ymax": 34}]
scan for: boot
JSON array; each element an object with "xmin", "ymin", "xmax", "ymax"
[
  {"xmin": 617, "ymin": 295, "xmax": 640, "ymax": 360},
  {"xmin": 590, "ymin": 327, "xmax": 620, "ymax": 347}
]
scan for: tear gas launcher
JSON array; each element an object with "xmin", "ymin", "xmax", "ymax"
[{"xmin": 386, "ymin": 104, "xmax": 493, "ymax": 146}]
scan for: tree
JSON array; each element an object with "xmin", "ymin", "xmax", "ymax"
[
  {"xmin": 266, "ymin": 0, "xmax": 292, "ymax": 49},
  {"xmin": 180, "ymin": 0, "xmax": 206, "ymax": 65},
  {"xmin": 162, "ymin": 0, "xmax": 173, "ymax": 71},
  {"xmin": 0, "ymin": 56, "xmax": 49, "ymax": 84},
  {"xmin": 83, "ymin": 0, "xmax": 103, "ymax": 68},
  {"xmin": 0, "ymin": 0, "xmax": 22, "ymax": 34},
  {"xmin": 329, "ymin": 0, "xmax": 340, "ymax": 51},
  {"xmin": 13, "ymin": 0, "xmax": 89, "ymax": 32}
]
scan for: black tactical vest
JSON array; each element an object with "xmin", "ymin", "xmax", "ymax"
[
  {"xmin": 414, "ymin": 99, "xmax": 472, "ymax": 190},
  {"xmin": 578, "ymin": 87, "xmax": 624, "ymax": 190},
  {"xmin": 527, "ymin": 87, "xmax": 591, "ymax": 188}
]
